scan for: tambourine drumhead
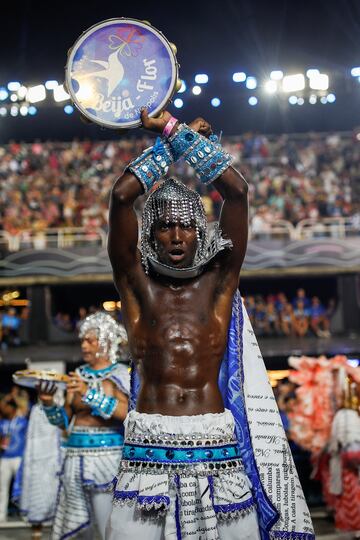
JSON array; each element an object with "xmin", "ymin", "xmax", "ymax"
[
  {"xmin": 12, "ymin": 370, "xmax": 70, "ymax": 389},
  {"xmin": 65, "ymin": 18, "xmax": 178, "ymax": 129}
]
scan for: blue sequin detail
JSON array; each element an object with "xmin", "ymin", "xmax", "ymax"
[
  {"xmin": 123, "ymin": 443, "xmax": 238, "ymax": 463},
  {"xmin": 66, "ymin": 431, "xmax": 123, "ymax": 449}
]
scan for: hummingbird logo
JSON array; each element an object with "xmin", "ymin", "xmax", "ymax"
[{"xmin": 73, "ymin": 48, "xmax": 125, "ymax": 98}]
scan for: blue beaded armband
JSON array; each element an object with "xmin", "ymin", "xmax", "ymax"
[
  {"xmin": 169, "ymin": 124, "xmax": 233, "ymax": 185},
  {"xmin": 42, "ymin": 405, "xmax": 69, "ymax": 429},
  {"xmin": 82, "ymin": 386, "xmax": 118, "ymax": 420},
  {"xmin": 128, "ymin": 137, "xmax": 174, "ymax": 193}
]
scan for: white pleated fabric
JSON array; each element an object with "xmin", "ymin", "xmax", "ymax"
[
  {"xmin": 107, "ymin": 410, "xmax": 261, "ymax": 540},
  {"xmin": 20, "ymin": 404, "xmax": 62, "ymax": 524}
]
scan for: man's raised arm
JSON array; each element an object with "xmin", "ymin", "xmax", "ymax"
[
  {"xmin": 108, "ymin": 171, "xmax": 143, "ymax": 279},
  {"xmin": 213, "ymin": 165, "xmax": 249, "ymax": 277},
  {"xmin": 108, "ymin": 110, "xmax": 180, "ymax": 280},
  {"xmin": 142, "ymin": 114, "xmax": 248, "ymax": 281}
]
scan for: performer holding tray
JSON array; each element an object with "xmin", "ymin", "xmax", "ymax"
[{"xmin": 35, "ymin": 313, "xmax": 130, "ymax": 540}]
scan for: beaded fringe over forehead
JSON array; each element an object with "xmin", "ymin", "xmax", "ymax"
[
  {"xmin": 140, "ymin": 178, "xmax": 208, "ymax": 273},
  {"xmin": 78, "ymin": 312, "xmax": 128, "ymax": 364}
]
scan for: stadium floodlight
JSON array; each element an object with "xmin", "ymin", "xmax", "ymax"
[
  {"xmin": 0, "ymin": 88, "xmax": 9, "ymax": 101},
  {"xmin": 194, "ymin": 74, "xmax": 208, "ymax": 84},
  {"xmin": 17, "ymin": 86, "xmax": 27, "ymax": 99},
  {"xmin": 248, "ymin": 96, "xmax": 258, "ymax": 106},
  {"xmin": 27, "ymin": 84, "xmax": 46, "ymax": 103},
  {"xmin": 232, "ymin": 72, "xmax": 246, "ymax": 83},
  {"xmin": 28, "ymin": 106, "xmax": 37, "ymax": 115},
  {"xmin": 45, "ymin": 80, "xmax": 58, "ymax": 90},
  {"xmin": 10, "ymin": 94, "xmax": 18, "ymax": 102},
  {"xmin": 0, "ymin": 107, "xmax": 7, "ymax": 117},
  {"xmin": 309, "ymin": 73, "xmax": 329, "ymax": 90},
  {"xmin": 10, "ymin": 105, "xmax": 19, "ymax": 116},
  {"xmin": 350, "ymin": 67, "xmax": 360, "ymax": 77},
  {"xmin": 7, "ymin": 82, "xmax": 21, "ymax": 91},
  {"xmin": 246, "ymin": 76, "xmax": 257, "ymax": 89},
  {"xmin": 309, "ymin": 94, "xmax": 317, "ymax": 105},
  {"xmin": 282, "ymin": 74, "xmax": 305, "ymax": 92},
  {"xmin": 288, "ymin": 95, "xmax": 297, "ymax": 105},
  {"xmin": 192, "ymin": 85, "xmax": 202, "ymax": 95},
  {"xmin": 64, "ymin": 104, "xmax": 74, "ymax": 114},
  {"xmin": 297, "ymin": 97, "xmax": 304, "ymax": 105},
  {"xmin": 264, "ymin": 80, "xmax": 277, "ymax": 94},
  {"xmin": 270, "ymin": 70, "xmax": 283, "ymax": 80},
  {"xmin": 211, "ymin": 97, "xmax": 221, "ymax": 107},
  {"xmin": 320, "ymin": 96, "xmax": 327, "ymax": 104},
  {"xmin": 20, "ymin": 105, "xmax": 28, "ymax": 116},
  {"xmin": 53, "ymin": 84, "xmax": 70, "ymax": 102},
  {"xmin": 306, "ymin": 69, "xmax": 320, "ymax": 78},
  {"xmin": 174, "ymin": 98, "xmax": 184, "ymax": 108},
  {"xmin": 177, "ymin": 80, "xmax": 186, "ymax": 93},
  {"xmin": 327, "ymin": 93, "xmax": 336, "ymax": 103}
]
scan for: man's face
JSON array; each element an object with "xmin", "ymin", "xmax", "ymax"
[
  {"xmin": 153, "ymin": 218, "xmax": 198, "ymax": 268},
  {"xmin": 80, "ymin": 331, "xmax": 102, "ymax": 365}
]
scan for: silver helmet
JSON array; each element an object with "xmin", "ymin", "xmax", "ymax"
[
  {"xmin": 140, "ymin": 178, "xmax": 232, "ymax": 278},
  {"xmin": 78, "ymin": 312, "xmax": 128, "ymax": 364},
  {"xmin": 140, "ymin": 178, "xmax": 208, "ymax": 274}
]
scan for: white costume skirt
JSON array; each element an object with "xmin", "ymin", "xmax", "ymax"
[
  {"xmin": 20, "ymin": 404, "xmax": 62, "ymax": 524},
  {"xmin": 52, "ymin": 426, "xmax": 122, "ymax": 540},
  {"xmin": 107, "ymin": 409, "xmax": 261, "ymax": 540}
]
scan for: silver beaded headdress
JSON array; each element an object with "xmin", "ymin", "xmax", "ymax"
[
  {"xmin": 140, "ymin": 178, "xmax": 232, "ymax": 278},
  {"xmin": 78, "ymin": 312, "xmax": 128, "ymax": 364}
]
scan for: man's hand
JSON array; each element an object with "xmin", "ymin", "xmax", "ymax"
[
  {"xmin": 188, "ymin": 117, "xmax": 212, "ymax": 138},
  {"xmin": 140, "ymin": 109, "xmax": 212, "ymax": 138},
  {"xmin": 36, "ymin": 381, "xmax": 57, "ymax": 406},
  {"xmin": 140, "ymin": 108, "xmax": 175, "ymax": 134},
  {"xmin": 67, "ymin": 372, "xmax": 88, "ymax": 398}
]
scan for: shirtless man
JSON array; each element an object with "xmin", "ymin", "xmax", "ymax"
[
  {"xmin": 38, "ymin": 312, "xmax": 129, "ymax": 539},
  {"xmin": 107, "ymin": 111, "xmax": 314, "ymax": 539}
]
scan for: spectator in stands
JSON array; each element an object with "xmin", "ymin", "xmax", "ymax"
[
  {"xmin": 275, "ymin": 292, "xmax": 288, "ymax": 314},
  {"xmin": 254, "ymin": 297, "xmax": 268, "ymax": 336},
  {"xmin": 279, "ymin": 303, "xmax": 295, "ymax": 336},
  {"xmin": 75, "ymin": 306, "xmax": 88, "ymax": 331},
  {"xmin": 309, "ymin": 296, "xmax": 331, "ymax": 338},
  {"xmin": 1, "ymin": 132, "xmax": 359, "ymax": 251},
  {"xmin": 53, "ymin": 312, "xmax": 74, "ymax": 333},
  {"xmin": 1, "ymin": 308, "xmax": 21, "ymax": 349},
  {"xmin": 0, "ymin": 394, "xmax": 28, "ymax": 522},
  {"xmin": 293, "ymin": 299, "xmax": 310, "ymax": 337},
  {"xmin": 266, "ymin": 300, "xmax": 281, "ymax": 336},
  {"xmin": 292, "ymin": 288, "xmax": 311, "ymax": 310},
  {"xmin": 244, "ymin": 295, "xmax": 256, "ymax": 326}
]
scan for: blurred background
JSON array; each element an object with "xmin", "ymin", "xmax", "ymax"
[{"xmin": 1, "ymin": 0, "xmax": 360, "ymax": 537}]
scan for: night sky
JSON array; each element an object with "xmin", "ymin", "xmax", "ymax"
[{"xmin": 0, "ymin": 0, "xmax": 360, "ymax": 139}]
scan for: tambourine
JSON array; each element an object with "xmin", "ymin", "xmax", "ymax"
[
  {"xmin": 65, "ymin": 18, "xmax": 180, "ymax": 129},
  {"xmin": 12, "ymin": 369, "xmax": 70, "ymax": 390}
]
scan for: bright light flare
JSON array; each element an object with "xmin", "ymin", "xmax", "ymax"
[
  {"xmin": 264, "ymin": 80, "xmax": 277, "ymax": 94},
  {"xmin": 194, "ymin": 74, "xmax": 208, "ymax": 84},
  {"xmin": 309, "ymin": 73, "xmax": 329, "ymax": 90},
  {"xmin": 27, "ymin": 84, "xmax": 46, "ymax": 103},
  {"xmin": 53, "ymin": 84, "xmax": 70, "ymax": 102},
  {"xmin": 282, "ymin": 74, "xmax": 305, "ymax": 92}
]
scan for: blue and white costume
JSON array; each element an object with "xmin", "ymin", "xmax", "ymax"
[
  {"xmin": 108, "ymin": 294, "xmax": 314, "ymax": 540},
  {"xmin": 50, "ymin": 362, "xmax": 130, "ymax": 540},
  {"xmin": 20, "ymin": 403, "xmax": 62, "ymax": 525},
  {"xmin": 0, "ymin": 414, "xmax": 28, "ymax": 521},
  {"xmin": 107, "ymin": 126, "xmax": 315, "ymax": 539}
]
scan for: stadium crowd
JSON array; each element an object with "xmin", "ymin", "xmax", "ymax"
[
  {"xmin": 244, "ymin": 288, "xmax": 335, "ymax": 338},
  {"xmin": 0, "ymin": 131, "xmax": 359, "ymax": 241}
]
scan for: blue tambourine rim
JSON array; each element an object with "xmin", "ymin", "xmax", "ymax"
[{"xmin": 65, "ymin": 17, "xmax": 179, "ymax": 129}]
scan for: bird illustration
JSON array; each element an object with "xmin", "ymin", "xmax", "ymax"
[{"xmin": 73, "ymin": 49, "xmax": 125, "ymax": 98}]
